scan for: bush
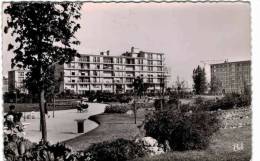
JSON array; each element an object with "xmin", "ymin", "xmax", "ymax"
[
  {"xmin": 117, "ymin": 95, "xmax": 132, "ymax": 103},
  {"xmin": 144, "ymin": 109, "xmax": 220, "ymax": 151},
  {"xmin": 85, "ymin": 138, "xmax": 146, "ymax": 161},
  {"xmin": 104, "ymin": 104, "xmax": 130, "ymax": 114},
  {"xmin": 154, "ymin": 99, "xmax": 166, "ymax": 111}
]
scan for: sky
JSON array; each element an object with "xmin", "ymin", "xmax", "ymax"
[{"xmin": 2, "ymin": 2, "xmax": 251, "ymax": 87}]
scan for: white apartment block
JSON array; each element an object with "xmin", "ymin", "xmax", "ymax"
[
  {"xmin": 55, "ymin": 47, "xmax": 169, "ymax": 94},
  {"xmin": 8, "ymin": 69, "xmax": 28, "ymax": 93}
]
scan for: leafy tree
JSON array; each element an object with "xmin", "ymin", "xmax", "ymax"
[
  {"xmin": 175, "ymin": 76, "xmax": 185, "ymax": 92},
  {"xmin": 4, "ymin": 2, "xmax": 82, "ymax": 142},
  {"xmin": 115, "ymin": 84, "xmax": 123, "ymax": 94},
  {"xmin": 210, "ymin": 75, "xmax": 222, "ymax": 95},
  {"xmin": 131, "ymin": 76, "xmax": 149, "ymax": 124},
  {"xmin": 132, "ymin": 76, "xmax": 145, "ymax": 98},
  {"xmin": 174, "ymin": 76, "xmax": 185, "ymax": 109},
  {"xmin": 192, "ymin": 65, "xmax": 207, "ymax": 95}
]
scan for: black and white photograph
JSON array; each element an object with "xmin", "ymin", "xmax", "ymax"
[{"xmin": 1, "ymin": 1, "xmax": 254, "ymax": 161}]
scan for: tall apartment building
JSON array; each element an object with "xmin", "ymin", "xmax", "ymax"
[
  {"xmin": 8, "ymin": 69, "xmax": 28, "ymax": 93},
  {"xmin": 2, "ymin": 76, "xmax": 9, "ymax": 93},
  {"xmin": 210, "ymin": 60, "xmax": 251, "ymax": 94},
  {"xmin": 55, "ymin": 47, "xmax": 168, "ymax": 94}
]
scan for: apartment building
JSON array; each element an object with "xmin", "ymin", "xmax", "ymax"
[
  {"xmin": 2, "ymin": 76, "xmax": 8, "ymax": 93},
  {"xmin": 8, "ymin": 69, "xmax": 28, "ymax": 93},
  {"xmin": 210, "ymin": 60, "xmax": 251, "ymax": 94},
  {"xmin": 55, "ymin": 47, "xmax": 168, "ymax": 94}
]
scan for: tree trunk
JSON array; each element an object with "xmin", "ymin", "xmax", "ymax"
[
  {"xmin": 134, "ymin": 96, "xmax": 137, "ymax": 124},
  {"xmin": 53, "ymin": 94, "xmax": 55, "ymax": 118},
  {"xmin": 39, "ymin": 89, "xmax": 47, "ymax": 142}
]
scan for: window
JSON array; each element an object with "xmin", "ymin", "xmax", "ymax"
[
  {"xmin": 93, "ymin": 57, "xmax": 100, "ymax": 62},
  {"xmin": 140, "ymin": 66, "xmax": 144, "ymax": 71},
  {"xmin": 93, "ymin": 85, "xmax": 100, "ymax": 88},
  {"xmin": 148, "ymin": 75, "xmax": 153, "ymax": 83},
  {"xmin": 148, "ymin": 53, "xmax": 153, "ymax": 59},
  {"xmin": 71, "ymin": 85, "xmax": 74, "ymax": 88},
  {"xmin": 80, "ymin": 63, "xmax": 84, "ymax": 69},
  {"xmin": 72, "ymin": 79, "xmax": 75, "ymax": 82},
  {"xmin": 81, "ymin": 72, "xmax": 85, "ymax": 76},
  {"xmin": 69, "ymin": 63, "xmax": 75, "ymax": 68},
  {"xmin": 148, "ymin": 66, "xmax": 153, "ymax": 71},
  {"xmin": 71, "ymin": 72, "xmax": 75, "ymax": 75},
  {"xmin": 79, "ymin": 56, "xmax": 90, "ymax": 62},
  {"xmin": 105, "ymin": 85, "xmax": 112, "ymax": 88}
]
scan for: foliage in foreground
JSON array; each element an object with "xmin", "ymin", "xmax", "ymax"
[
  {"xmin": 85, "ymin": 138, "xmax": 146, "ymax": 161},
  {"xmin": 133, "ymin": 151, "xmax": 251, "ymax": 161},
  {"xmin": 144, "ymin": 109, "xmax": 220, "ymax": 151},
  {"xmin": 193, "ymin": 94, "xmax": 251, "ymax": 111},
  {"xmin": 104, "ymin": 104, "xmax": 130, "ymax": 114}
]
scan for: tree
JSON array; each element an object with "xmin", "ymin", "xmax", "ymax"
[
  {"xmin": 210, "ymin": 75, "xmax": 222, "ymax": 95},
  {"xmin": 192, "ymin": 65, "xmax": 207, "ymax": 95},
  {"xmin": 132, "ymin": 76, "xmax": 145, "ymax": 98},
  {"xmin": 132, "ymin": 76, "xmax": 148, "ymax": 124},
  {"xmin": 175, "ymin": 76, "xmax": 185, "ymax": 92},
  {"xmin": 4, "ymin": 2, "xmax": 82, "ymax": 142},
  {"xmin": 174, "ymin": 76, "xmax": 185, "ymax": 109},
  {"xmin": 115, "ymin": 84, "xmax": 123, "ymax": 94}
]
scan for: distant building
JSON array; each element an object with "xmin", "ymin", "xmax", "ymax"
[
  {"xmin": 2, "ymin": 76, "xmax": 8, "ymax": 93},
  {"xmin": 210, "ymin": 60, "xmax": 251, "ymax": 94},
  {"xmin": 55, "ymin": 47, "xmax": 169, "ymax": 94},
  {"xmin": 8, "ymin": 69, "xmax": 28, "ymax": 93}
]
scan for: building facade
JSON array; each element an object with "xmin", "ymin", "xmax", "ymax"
[
  {"xmin": 210, "ymin": 60, "xmax": 251, "ymax": 94},
  {"xmin": 8, "ymin": 69, "xmax": 28, "ymax": 93},
  {"xmin": 55, "ymin": 47, "xmax": 168, "ymax": 94},
  {"xmin": 2, "ymin": 76, "xmax": 9, "ymax": 93}
]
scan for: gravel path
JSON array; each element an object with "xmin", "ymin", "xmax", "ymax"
[{"xmin": 21, "ymin": 103, "xmax": 107, "ymax": 144}]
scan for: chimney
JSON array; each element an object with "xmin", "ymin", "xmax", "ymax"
[
  {"xmin": 131, "ymin": 47, "xmax": 134, "ymax": 54},
  {"xmin": 106, "ymin": 50, "xmax": 110, "ymax": 56}
]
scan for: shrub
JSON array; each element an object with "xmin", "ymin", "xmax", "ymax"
[
  {"xmin": 117, "ymin": 95, "xmax": 132, "ymax": 103},
  {"xmin": 154, "ymin": 99, "xmax": 166, "ymax": 111},
  {"xmin": 235, "ymin": 94, "xmax": 251, "ymax": 107},
  {"xmin": 85, "ymin": 138, "xmax": 146, "ymax": 161},
  {"xmin": 104, "ymin": 104, "xmax": 130, "ymax": 114},
  {"xmin": 194, "ymin": 96, "xmax": 205, "ymax": 105},
  {"xmin": 144, "ymin": 109, "xmax": 220, "ymax": 151}
]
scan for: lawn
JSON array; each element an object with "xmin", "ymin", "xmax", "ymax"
[
  {"xmin": 64, "ymin": 107, "xmax": 251, "ymax": 161},
  {"xmin": 134, "ymin": 126, "xmax": 251, "ymax": 161}
]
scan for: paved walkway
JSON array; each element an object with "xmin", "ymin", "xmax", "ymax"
[{"xmin": 22, "ymin": 103, "xmax": 106, "ymax": 144}]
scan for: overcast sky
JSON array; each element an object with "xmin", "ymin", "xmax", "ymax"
[{"xmin": 2, "ymin": 2, "xmax": 251, "ymax": 87}]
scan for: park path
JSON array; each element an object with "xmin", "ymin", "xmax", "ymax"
[{"xmin": 22, "ymin": 103, "xmax": 107, "ymax": 144}]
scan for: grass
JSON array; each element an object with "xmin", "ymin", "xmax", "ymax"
[
  {"xmin": 6, "ymin": 101, "xmax": 251, "ymax": 161},
  {"xmin": 64, "ymin": 107, "xmax": 251, "ymax": 161},
  {"xmin": 133, "ymin": 126, "xmax": 251, "ymax": 161}
]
